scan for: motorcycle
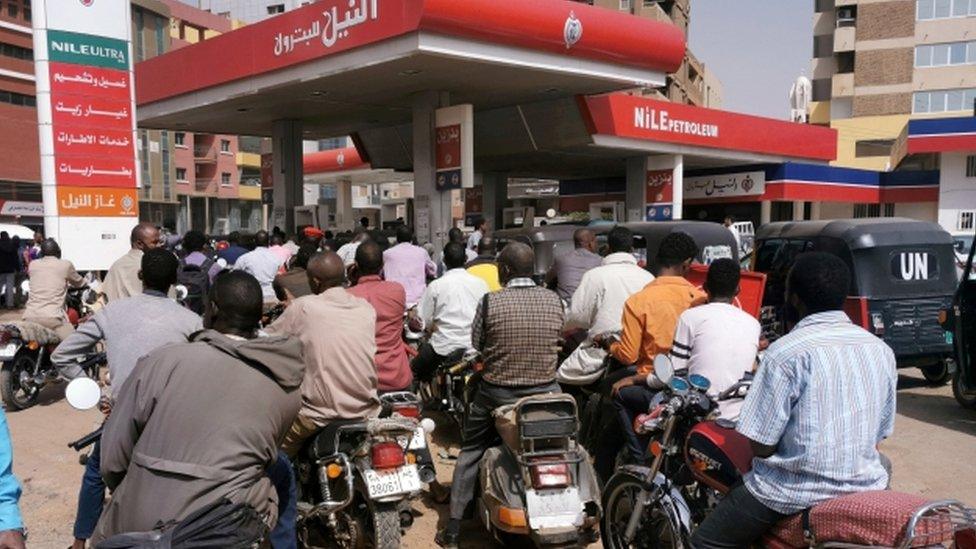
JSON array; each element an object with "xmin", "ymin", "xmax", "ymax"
[
  {"xmin": 416, "ymin": 349, "xmax": 480, "ymax": 429},
  {"xmin": 600, "ymin": 355, "xmax": 976, "ymax": 548},
  {"xmin": 293, "ymin": 393, "xmax": 433, "ymax": 549},
  {"xmin": 478, "ymin": 393, "xmax": 602, "ymax": 547},
  {"xmin": 0, "ymin": 286, "xmax": 101, "ymax": 410}
]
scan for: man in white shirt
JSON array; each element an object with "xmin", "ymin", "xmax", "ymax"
[
  {"xmin": 336, "ymin": 227, "xmax": 369, "ymax": 267},
  {"xmin": 233, "ymin": 230, "xmax": 285, "ymax": 305},
  {"xmin": 558, "ymin": 226, "xmax": 653, "ymax": 386},
  {"xmin": 668, "ymin": 257, "xmax": 760, "ymax": 419},
  {"xmin": 412, "ymin": 242, "xmax": 489, "ymax": 383}
]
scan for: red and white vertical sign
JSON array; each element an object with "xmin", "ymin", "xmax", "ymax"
[
  {"xmin": 33, "ymin": 0, "xmax": 139, "ymax": 270},
  {"xmin": 434, "ymin": 104, "xmax": 473, "ymax": 191},
  {"xmin": 645, "ymin": 169, "xmax": 674, "ymax": 221}
]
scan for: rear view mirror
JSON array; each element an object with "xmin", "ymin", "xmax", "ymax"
[
  {"xmin": 654, "ymin": 354, "xmax": 674, "ymax": 385},
  {"xmin": 65, "ymin": 377, "xmax": 101, "ymax": 411}
]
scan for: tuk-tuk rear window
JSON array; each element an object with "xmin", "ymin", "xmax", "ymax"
[{"xmin": 888, "ymin": 249, "xmax": 939, "ymax": 282}]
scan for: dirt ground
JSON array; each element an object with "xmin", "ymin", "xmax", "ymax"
[{"xmin": 5, "ymin": 366, "xmax": 976, "ymax": 547}]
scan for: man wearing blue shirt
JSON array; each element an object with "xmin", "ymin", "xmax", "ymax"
[
  {"xmin": 0, "ymin": 407, "xmax": 25, "ymax": 548},
  {"xmin": 691, "ymin": 252, "xmax": 897, "ymax": 548}
]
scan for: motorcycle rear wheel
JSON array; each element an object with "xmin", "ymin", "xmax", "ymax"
[
  {"xmin": 1, "ymin": 354, "xmax": 40, "ymax": 411},
  {"xmin": 367, "ymin": 502, "xmax": 400, "ymax": 549},
  {"xmin": 601, "ymin": 473, "xmax": 681, "ymax": 549}
]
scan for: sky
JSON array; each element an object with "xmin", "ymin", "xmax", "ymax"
[{"xmin": 688, "ymin": 0, "xmax": 812, "ymax": 119}]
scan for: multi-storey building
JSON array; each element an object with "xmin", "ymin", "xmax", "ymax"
[
  {"xmin": 811, "ymin": 0, "xmax": 976, "ymax": 170},
  {"xmin": 181, "ymin": 0, "xmax": 312, "ymax": 24},
  {"xmin": 810, "ymin": 0, "xmax": 976, "ymax": 230}
]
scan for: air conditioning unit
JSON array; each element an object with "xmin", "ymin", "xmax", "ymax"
[{"xmin": 837, "ymin": 8, "xmax": 855, "ymax": 24}]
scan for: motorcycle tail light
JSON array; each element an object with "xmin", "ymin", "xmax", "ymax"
[
  {"xmin": 392, "ymin": 405, "xmax": 420, "ymax": 418},
  {"xmin": 528, "ymin": 458, "xmax": 571, "ymax": 490},
  {"xmin": 0, "ymin": 331, "xmax": 10, "ymax": 344},
  {"xmin": 371, "ymin": 441, "xmax": 405, "ymax": 470}
]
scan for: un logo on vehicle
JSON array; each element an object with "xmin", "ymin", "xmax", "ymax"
[{"xmin": 564, "ymin": 11, "xmax": 582, "ymax": 49}]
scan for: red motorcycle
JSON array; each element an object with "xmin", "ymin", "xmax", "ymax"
[{"xmin": 600, "ymin": 356, "xmax": 976, "ymax": 549}]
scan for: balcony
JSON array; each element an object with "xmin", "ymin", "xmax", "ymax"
[
  {"xmin": 832, "ymin": 72, "xmax": 854, "ymax": 97},
  {"xmin": 193, "ymin": 146, "xmax": 217, "ymax": 163},
  {"xmin": 833, "ymin": 25, "xmax": 855, "ymax": 53}
]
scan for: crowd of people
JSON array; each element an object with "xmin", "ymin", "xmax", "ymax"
[{"xmin": 0, "ymin": 215, "xmax": 898, "ymax": 549}]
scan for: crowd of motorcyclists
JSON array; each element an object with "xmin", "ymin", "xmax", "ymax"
[{"xmin": 0, "ymin": 215, "xmax": 956, "ymax": 549}]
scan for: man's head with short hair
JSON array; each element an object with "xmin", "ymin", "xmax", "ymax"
[
  {"xmin": 140, "ymin": 248, "xmax": 180, "ymax": 293},
  {"xmin": 270, "ymin": 233, "xmax": 286, "ymax": 247},
  {"xmin": 306, "ymin": 251, "xmax": 346, "ymax": 294},
  {"xmin": 443, "ymin": 242, "xmax": 467, "ymax": 270},
  {"xmin": 131, "ymin": 222, "xmax": 160, "ymax": 252},
  {"xmin": 497, "ymin": 241, "xmax": 535, "ymax": 285},
  {"xmin": 294, "ymin": 241, "xmax": 318, "ymax": 270},
  {"xmin": 396, "ymin": 225, "xmax": 414, "ymax": 244},
  {"xmin": 656, "ymin": 232, "xmax": 698, "ymax": 275},
  {"xmin": 704, "ymin": 258, "xmax": 741, "ymax": 302},
  {"xmin": 33, "ymin": 231, "xmax": 43, "ymax": 244},
  {"xmin": 227, "ymin": 231, "xmax": 241, "ymax": 245},
  {"xmin": 354, "ymin": 240, "xmax": 383, "ymax": 277},
  {"xmin": 208, "ymin": 271, "xmax": 263, "ymax": 337},
  {"xmin": 607, "ymin": 226, "xmax": 633, "ymax": 254},
  {"xmin": 360, "ymin": 216, "xmax": 369, "ymax": 228},
  {"xmin": 573, "ymin": 228, "xmax": 596, "ymax": 252},
  {"xmin": 473, "ymin": 216, "xmax": 487, "ymax": 232},
  {"xmin": 448, "ymin": 227, "xmax": 465, "ymax": 244},
  {"xmin": 40, "ymin": 238, "xmax": 61, "ymax": 258},
  {"xmin": 182, "ymin": 230, "xmax": 206, "ymax": 253},
  {"xmin": 724, "ymin": 216, "xmax": 734, "ymax": 227},
  {"xmin": 253, "ymin": 230, "xmax": 270, "ymax": 248},
  {"xmin": 787, "ymin": 252, "xmax": 850, "ymax": 318},
  {"xmin": 477, "ymin": 235, "xmax": 495, "ymax": 257}
]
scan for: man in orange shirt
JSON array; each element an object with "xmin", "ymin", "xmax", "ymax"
[{"xmin": 595, "ymin": 232, "xmax": 705, "ymax": 475}]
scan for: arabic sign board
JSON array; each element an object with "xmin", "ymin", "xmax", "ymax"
[
  {"xmin": 464, "ymin": 186, "xmax": 483, "ymax": 227},
  {"xmin": 683, "ymin": 171, "xmax": 765, "ymax": 201},
  {"xmin": 644, "ymin": 169, "xmax": 673, "ymax": 221},
  {"xmin": 34, "ymin": 0, "xmax": 139, "ymax": 270},
  {"xmin": 434, "ymin": 105, "xmax": 473, "ymax": 192},
  {"xmin": 56, "ymin": 187, "xmax": 138, "ymax": 217},
  {"xmin": 0, "ymin": 201, "xmax": 44, "ymax": 217}
]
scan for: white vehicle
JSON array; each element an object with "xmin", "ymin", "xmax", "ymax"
[
  {"xmin": 732, "ymin": 220, "xmax": 755, "ymax": 255},
  {"xmin": 952, "ymin": 231, "xmax": 975, "ymax": 279},
  {"xmin": 0, "ymin": 223, "xmax": 36, "ymax": 241}
]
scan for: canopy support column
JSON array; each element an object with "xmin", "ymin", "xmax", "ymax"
[
  {"xmin": 412, "ymin": 91, "xmax": 452, "ymax": 250},
  {"xmin": 272, "ymin": 119, "xmax": 304, "ymax": 233}
]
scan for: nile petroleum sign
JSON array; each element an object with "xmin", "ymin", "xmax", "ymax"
[{"xmin": 33, "ymin": 0, "xmax": 139, "ymax": 270}]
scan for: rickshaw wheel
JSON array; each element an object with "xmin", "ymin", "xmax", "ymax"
[
  {"xmin": 921, "ymin": 362, "xmax": 951, "ymax": 386},
  {"xmin": 953, "ymin": 371, "xmax": 976, "ymax": 409}
]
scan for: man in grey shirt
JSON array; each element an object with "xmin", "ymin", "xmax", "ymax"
[
  {"xmin": 546, "ymin": 228, "xmax": 602, "ymax": 302},
  {"xmin": 53, "ymin": 247, "xmax": 202, "ymax": 549}
]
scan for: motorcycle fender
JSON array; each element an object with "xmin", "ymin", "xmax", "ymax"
[
  {"xmin": 480, "ymin": 446, "xmax": 524, "ymax": 511},
  {"xmin": 617, "ymin": 464, "xmax": 694, "ymax": 539}
]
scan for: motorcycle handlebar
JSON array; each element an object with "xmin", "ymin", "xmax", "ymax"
[{"xmin": 68, "ymin": 426, "xmax": 102, "ymax": 452}]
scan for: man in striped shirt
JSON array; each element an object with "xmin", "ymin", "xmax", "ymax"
[{"xmin": 691, "ymin": 252, "xmax": 897, "ymax": 548}]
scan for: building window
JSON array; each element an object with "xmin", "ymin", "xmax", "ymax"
[
  {"xmin": 0, "ymin": 43, "xmax": 32, "ymax": 61},
  {"xmin": 155, "ymin": 15, "xmax": 166, "ymax": 56},
  {"xmin": 0, "ymin": 91, "xmax": 34, "ymax": 107},
  {"xmin": 959, "ymin": 210, "xmax": 976, "ymax": 231},
  {"xmin": 619, "ymin": 0, "xmax": 632, "ymax": 9},
  {"xmin": 913, "ymin": 88, "xmax": 976, "ymax": 113},
  {"xmin": 6, "ymin": 2, "xmax": 17, "ymax": 18},
  {"xmin": 815, "ymin": 0, "xmax": 835, "ymax": 13},
  {"xmin": 133, "ymin": 9, "xmax": 145, "ymax": 62},
  {"xmin": 161, "ymin": 131, "xmax": 171, "ymax": 200},
  {"xmin": 176, "ymin": 168, "xmax": 187, "ymax": 182},
  {"xmin": 220, "ymin": 139, "xmax": 231, "ymax": 153},
  {"xmin": 267, "ymin": 4, "xmax": 285, "ymax": 15},
  {"xmin": 174, "ymin": 132, "xmax": 185, "ymax": 147},
  {"xmin": 139, "ymin": 129, "xmax": 151, "ymax": 190},
  {"xmin": 915, "ymin": 41, "xmax": 976, "ymax": 67},
  {"xmin": 811, "ymin": 78, "xmax": 832, "ymax": 102},
  {"xmin": 221, "ymin": 173, "xmax": 232, "ymax": 186},
  {"xmin": 917, "ymin": 0, "xmax": 976, "ymax": 19},
  {"xmin": 967, "ymin": 155, "xmax": 976, "ymax": 178},
  {"xmin": 855, "ymin": 139, "xmax": 895, "ymax": 157}
]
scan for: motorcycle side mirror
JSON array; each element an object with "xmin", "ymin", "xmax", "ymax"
[
  {"xmin": 65, "ymin": 378, "xmax": 101, "ymax": 411},
  {"xmin": 654, "ymin": 354, "xmax": 674, "ymax": 385},
  {"xmin": 174, "ymin": 284, "xmax": 189, "ymax": 301}
]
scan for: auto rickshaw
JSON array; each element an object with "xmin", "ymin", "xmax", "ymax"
[
  {"xmin": 754, "ymin": 218, "xmax": 958, "ymax": 384},
  {"xmin": 621, "ymin": 221, "xmax": 740, "ymax": 272},
  {"xmin": 944, "ymin": 234, "xmax": 976, "ymax": 408}
]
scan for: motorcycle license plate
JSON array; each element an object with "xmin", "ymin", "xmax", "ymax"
[
  {"xmin": 0, "ymin": 343, "xmax": 18, "ymax": 359},
  {"xmin": 408, "ymin": 427, "xmax": 427, "ymax": 450},
  {"xmin": 525, "ymin": 487, "xmax": 582, "ymax": 530},
  {"xmin": 363, "ymin": 464, "xmax": 421, "ymax": 499}
]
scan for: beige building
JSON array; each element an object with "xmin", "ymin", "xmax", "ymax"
[
  {"xmin": 579, "ymin": 0, "xmax": 723, "ymax": 107},
  {"xmin": 811, "ymin": 0, "xmax": 976, "ymax": 170}
]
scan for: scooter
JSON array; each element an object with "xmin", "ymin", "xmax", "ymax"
[
  {"xmin": 478, "ymin": 393, "xmax": 602, "ymax": 547},
  {"xmin": 600, "ymin": 355, "xmax": 976, "ymax": 548}
]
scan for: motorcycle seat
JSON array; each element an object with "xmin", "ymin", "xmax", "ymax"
[
  {"xmin": 764, "ymin": 490, "xmax": 956, "ymax": 548},
  {"xmin": 2, "ymin": 322, "xmax": 60, "ymax": 346},
  {"xmin": 308, "ymin": 418, "xmax": 368, "ymax": 459},
  {"xmin": 437, "ymin": 348, "xmax": 468, "ymax": 370}
]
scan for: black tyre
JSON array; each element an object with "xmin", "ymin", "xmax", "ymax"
[
  {"xmin": 0, "ymin": 354, "xmax": 40, "ymax": 411},
  {"xmin": 370, "ymin": 502, "xmax": 400, "ymax": 549},
  {"xmin": 601, "ymin": 472, "xmax": 681, "ymax": 549},
  {"xmin": 921, "ymin": 361, "xmax": 951, "ymax": 386},
  {"xmin": 953, "ymin": 370, "xmax": 976, "ymax": 409}
]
